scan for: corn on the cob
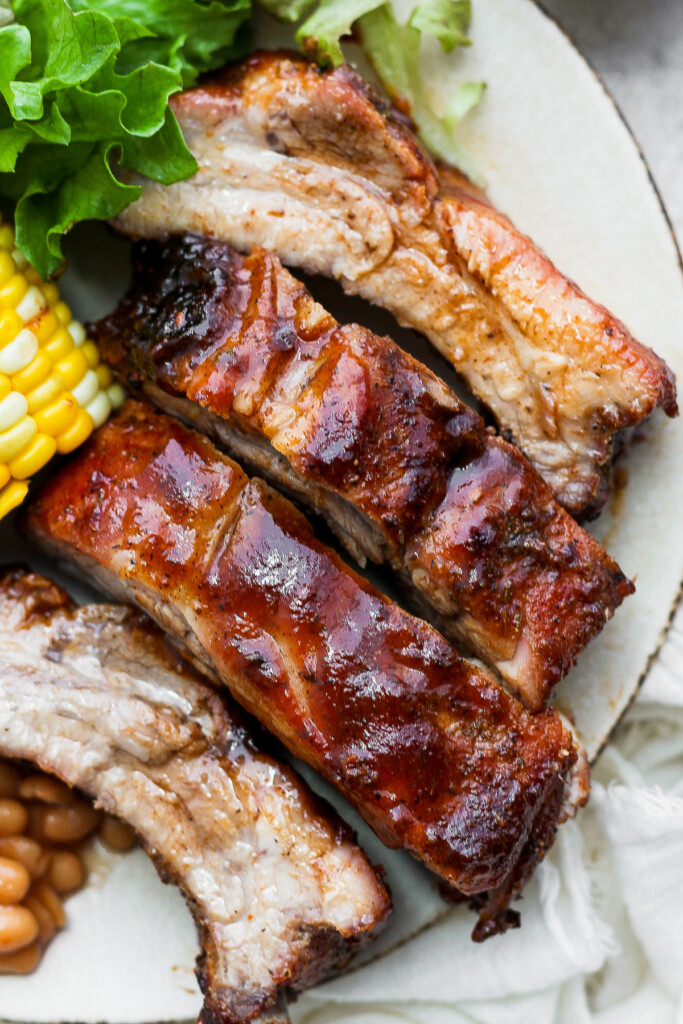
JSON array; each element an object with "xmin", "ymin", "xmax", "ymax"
[{"xmin": 0, "ymin": 217, "xmax": 125, "ymax": 521}]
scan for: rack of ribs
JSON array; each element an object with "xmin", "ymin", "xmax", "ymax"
[
  {"xmin": 0, "ymin": 568, "xmax": 390, "ymax": 1024},
  {"xmin": 24, "ymin": 401, "xmax": 586, "ymax": 940},
  {"xmin": 93, "ymin": 233, "xmax": 632, "ymax": 711},
  {"xmin": 112, "ymin": 51, "xmax": 677, "ymax": 520}
]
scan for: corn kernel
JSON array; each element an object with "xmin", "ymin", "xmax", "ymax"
[
  {"xmin": 0, "ymin": 392, "xmax": 28, "ymax": 432},
  {"xmin": 54, "ymin": 301, "xmax": 72, "ymax": 327},
  {"xmin": 31, "ymin": 309, "xmax": 59, "ymax": 345},
  {"xmin": 107, "ymin": 383, "xmax": 126, "ymax": 410},
  {"xmin": 0, "ymin": 253, "xmax": 15, "ymax": 289},
  {"xmin": 11, "ymin": 248, "xmax": 27, "ymax": 272},
  {"xmin": 25, "ymin": 267, "xmax": 42, "ymax": 287},
  {"xmin": 12, "ymin": 352, "xmax": 52, "ymax": 394},
  {"xmin": 42, "ymin": 282, "xmax": 59, "ymax": 308},
  {"xmin": 54, "ymin": 349, "xmax": 88, "ymax": 391},
  {"xmin": 0, "ymin": 311, "xmax": 22, "ymax": 347},
  {"xmin": 71, "ymin": 369, "xmax": 99, "ymax": 408},
  {"xmin": 43, "ymin": 328, "xmax": 74, "ymax": 363},
  {"xmin": 0, "ymin": 480, "xmax": 29, "ymax": 519},
  {"xmin": 95, "ymin": 363, "xmax": 113, "ymax": 389},
  {"xmin": 9, "ymin": 434, "xmax": 57, "ymax": 480},
  {"xmin": 85, "ymin": 391, "xmax": 112, "ymax": 429},
  {"xmin": 26, "ymin": 376, "xmax": 64, "ymax": 415},
  {"xmin": 0, "ymin": 274, "xmax": 28, "ymax": 311},
  {"xmin": 15, "ymin": 286, "xmax": 46, "ymax": 324},
  {"xmin": 0, "ymin": 226, "xmax": 14, "ymax": 251},
  {"xmin": 34, "ymin": 396, "xmax": 78, "ymax": 437},
  {"xmin": 81, "ymin": 340, "xmax": 100, "ymax": 369},
  {"xmin": 0, "ymin": 329, "xmax": 39, "ymax": 375},
  {"xmin": 67, "ymin": 321, "xmax": 86, "ymax": 346},
  {"xmin": 0, "ymin": 465, "xmax": 9, "ymax": 490},
  {"xmin": 0, "ymin": 375, "xmax": 11, "ymax": 403},
  {"xmin": 56, "ymin": 408, "xmax": 93, "ymax": 454},
  {"xmin": 0, "ymin": 416, "xmax": 37, "ymax": 462}
]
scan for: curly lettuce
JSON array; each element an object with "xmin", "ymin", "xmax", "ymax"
[
  {"xmin": 1, "ymin": 0, "xmax": 482, "ymax": 276},
  {"xmin": 0, "ymin": 0, "xmax": 249, "ymax": 277}
]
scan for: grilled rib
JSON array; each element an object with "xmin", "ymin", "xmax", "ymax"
[
  {"xmin": 24, "ymin": 400, "xmax": 582, "ymax": 935},
  {"xmin": 113, "ymin": 51, "xmax": 677, "ymax": 519},
  {"xmin": 0, "ymin": 568, "xmax": 390, "ymax": 1023},
  {"xmin": 93, "ymin": 234, "xmax": 633, "ymax": 711}
]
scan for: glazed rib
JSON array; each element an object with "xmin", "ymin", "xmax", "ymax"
[
  {"xmin": 25, "ymin": 401, "xmax": 581, "ymax": 928},
  {"xmin": 113, "ymin": 51, "xmax": 677, "ymax": 519},
  {"xmin": 0, "ymin": 569, "xmax": 389, "ymax": 1023},
  {"xmin": 93, "ymin": 234, "xmax": 633, "ymax": 710}
]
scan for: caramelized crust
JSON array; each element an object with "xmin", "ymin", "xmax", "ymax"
[
  {"xmin": 0, "ymin": 569, "xmax": 390, "ymax": 1023},
  {"xmin": 113, "ymin": 51, "xmax": 677, "ymax": 518},
  {"xmin": 94, "ymin": 234, "xmax": 632, "ymax": 709},
  {"xmin": 26, "ymin": 401, "xmax": 578, "ymax": 908}
]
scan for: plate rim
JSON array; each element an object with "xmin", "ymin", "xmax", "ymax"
[
  {"xmin": 1, "ymin": 1, "xmax": 682, "ymax": 1021},
  {"xmin": 532, "ymin": 0, "xmax": 683, "ymax": 762}
]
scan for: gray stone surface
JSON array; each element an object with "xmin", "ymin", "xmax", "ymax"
[{"xmin": 543, "ymin": 0, "xmax": 683, "ymax": 248}]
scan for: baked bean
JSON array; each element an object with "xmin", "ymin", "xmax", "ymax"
[
  {"xmin": 0, "ymin": 837, "xmax": 48, "ymax": 879},
  {"xmin": 23, "ymin": 894, "xmax": 56, "ymax": 945},
  {"xmin": 29, "ymin": 801, "xmax": 100, "ymax": 844},
  {"xmin": 0, "ymin": 939, "xmax": 41, "ymax": 974},
  {"xmin": 32, "ymin": 883, "xmax": 65, "ymax": 929},
  {"xmin": 47, "ymin": 850, "xmax": 84, "ymax": 894},
  {"xmin": 19, "ymin": 774, "xmax": 73, "ymax": 806},
  {"xmin": 0, "ymin": 905, "xmax": 38, "ymax": 953},
  {"xmin": 0, "ymin": 856, "xmax": 30, "ymax": 905},
  {"xmin": 0, "ymin": 799, "xmax": 28, "ymax": 837},
  {"xmin": 0, "ymin": 763, "xmax": 20, "ymax": 799},
  {"xmin": 0, "ymin": 761, "xmax": 134, "ymax": 975},
  {"xmin": 100, "ymin": 815, "xmax": 136, "ymax": 852}
]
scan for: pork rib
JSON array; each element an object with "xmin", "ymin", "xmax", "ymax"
[
  {"xmin": 93, "ymin": 233, "xmax": 632, "ymax": 710},
  {"xmin": 0, "ymin": 568, "xmax": 390, "ymax": 1023},
  {"xmin": 113, "ymin": 51, "xmax": 677, "ymax": 519},
  {"xmin": 25, "ymin": 401, "xmax": 581, "ymax": 927}
]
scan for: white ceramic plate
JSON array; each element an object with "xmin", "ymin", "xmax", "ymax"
[{"xmin": 1, "ymin": 0, "xmax": 682, "ymax": 1020}]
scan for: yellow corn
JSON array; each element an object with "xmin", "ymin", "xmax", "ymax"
[{"xmin": 0, "ymin": 215, "xmax": 125, "ymax": 520}]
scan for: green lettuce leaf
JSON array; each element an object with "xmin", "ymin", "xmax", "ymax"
[
  {"xmin": 295, "ymin": 0, "xmax": 384, "ymax": 65},
  {"xmin": 358, "ymin": 3, "xmax": 484, "ymax": 181},
  {"xmin": 70, "ymin": 0, "xmax": 251, "ymax": 86},
  {"xmin": 409, "ymin": 0, "xmax": 471, "ymax": 52},
  {"xmin": 255, "ymin": 0, "xmax": 315, "ymax": 21},
  {"xmin": 0, "ymin": 0, "xmax": 250, "ymax": 277},
  {"xmin": 0, "ymin": 1, "xmax": 14, "ymax": 27}
]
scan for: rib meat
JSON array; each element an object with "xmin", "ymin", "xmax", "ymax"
[
  {"xmin": 93, "ymin": 234, "xmax": 633, "ymax": 710},
  {"xmin": 113, "ymin": 51, "xmax": 677, "ymax": 519},
  {"xmin": 24, "ymin": 400, "xmax": 582, "ymax": 931},
  {"xmin": 0, "ymin": 568, "xmax": 390, "ymax": 1023}
]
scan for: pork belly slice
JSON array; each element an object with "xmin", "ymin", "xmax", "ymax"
[
  {"xmin": 0, "ymin": 568, "xmax": 389, "ymax": 1024},
  {"xmin": 25, "ymin": 401, "xmax": 581, "ymax": 924},
  {"xmin": 112, "ymin": 51, "xmax": 677, "ymax": 520},
  {"xmin": 93, "ymin": 234, "xmax": 632, "ymax": 711}
]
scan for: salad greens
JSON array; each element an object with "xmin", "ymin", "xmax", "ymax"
[
  {"xmin": 359, "ymin": 3, "xmax": 484, "ymax": 180},
  {"xmin": 0, "ymin": 0, "xmax": 483, "ymax": 277}
]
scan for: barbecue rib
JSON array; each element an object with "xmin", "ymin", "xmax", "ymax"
[
  {"xmin": 25, "ymin": 401, "xmax": 583, "ymax": 935},
  {"xmin": 112, "ymin": 51, "xmax": 677, "ymax": 519},
  {"xmin": 93, "ymin": 234, "xmax": 633, "ymax": 710},
  {"xmin": 0, "ymin": 569, "xmax": 390, "ymax": 1023}
]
